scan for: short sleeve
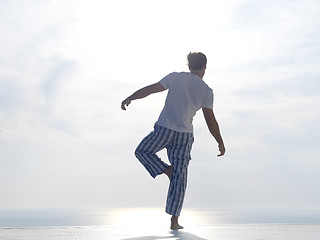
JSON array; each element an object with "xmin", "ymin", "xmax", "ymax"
[
  {"xmin": 159, "ymin": 72, "xmax": 175, "ymax": 89},
  {"xmin": 202, "ymin": 89, "xmax": 214, "ymax": 109}
]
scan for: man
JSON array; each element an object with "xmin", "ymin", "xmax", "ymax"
[{"xmin": 121, "ymin": 52, "xmax": 225, "ymax": 230}]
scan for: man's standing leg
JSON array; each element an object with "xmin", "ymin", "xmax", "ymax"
[{"xmin": 165, "ymin": 132, "xmax": 194, "ymax": 229}]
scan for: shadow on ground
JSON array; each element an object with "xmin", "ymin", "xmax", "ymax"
[{"xmin": 121, "ymin": 230, "xmax": 208, "ymax": 240}]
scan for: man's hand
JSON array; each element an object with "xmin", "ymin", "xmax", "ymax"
[
  {"xmin": 121, "ymin": 98, "xmax": 131, "ymax": 110},
  {"xmin": 218, "ymin": 142, "xmax": 226, "ymax": 157}
]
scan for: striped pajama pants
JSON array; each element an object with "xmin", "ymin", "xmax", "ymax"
[{"xmin": 135, "ymin": 124, "xmax": 194, "ymax": 217}]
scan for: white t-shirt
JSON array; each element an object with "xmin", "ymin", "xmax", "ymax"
[{"xmin": 156, "ymin": 72, "xmax": 214, "ymax": 133}]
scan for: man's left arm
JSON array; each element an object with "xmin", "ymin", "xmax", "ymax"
[
  {"xmin": 202, "ymin": 107, "xmax": 226, "ymax": 156},
  {"xmin": 121, "ymin": 82, "xmax": 166, "ymax": 110}
]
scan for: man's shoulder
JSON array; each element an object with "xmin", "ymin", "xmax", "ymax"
[
  {"xmin": 168, "ymin": 71, "xmax": 190, "ymax": 77},
  {"xmin": 162, "ymin": 72, "xmax": 192, "ymax": 82}
]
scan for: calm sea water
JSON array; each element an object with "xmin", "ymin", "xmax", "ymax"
[{"xmin": 0, "ymin": 208, "xmax": 320, "ymax": 227}]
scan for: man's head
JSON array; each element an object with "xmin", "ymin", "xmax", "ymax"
[
  {"xmin": 187, "ymin": 52, "xmax": 207, "ymax": 70},
  {"xmin": 187, "ymin": 52, "xmax": 207, "ymax": 78}
]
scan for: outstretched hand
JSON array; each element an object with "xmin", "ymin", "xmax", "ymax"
[
  {"xmin": 217, "ymin": 143, "xmax": 226, "ymax": 157},
  {"xmin": 121, "ymin": 98, "xmax": 131, "ymax": 110}
]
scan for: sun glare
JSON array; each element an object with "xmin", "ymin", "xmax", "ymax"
[
  {"xmin": 111, "ymin": 208, "xmax": 168, "ymax": 230},
  {"xmin": 106, "ymin": 208, "xmax": 210, "ymax": 231}
]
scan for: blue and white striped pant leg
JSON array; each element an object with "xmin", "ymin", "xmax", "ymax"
[
  {"xmin": 165, "ymin": 132, "xmax": 194, "ymax": 217},
  {"xmin": 135, "ymin": 125, "xmax": 173, "ymax": 178}
]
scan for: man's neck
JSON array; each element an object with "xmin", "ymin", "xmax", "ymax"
[{"xmin": 190, "ymin": 70, "xmax": 204, "ymax": 78}]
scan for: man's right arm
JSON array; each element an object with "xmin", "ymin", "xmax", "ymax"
[
  {"xmin": 202, "ymin": 107, "xmax": 226, "ymax": 156},
  {"xmin": 121, "ymin": 82, "xmax": 166, "ymax": 110}
]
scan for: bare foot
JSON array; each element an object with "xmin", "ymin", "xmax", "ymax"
[
  {"xmin": 163, "ymin": 165, "xmax": 174, "ymax": 180},
  {"xmin": 170, "ymin": 216, "xmax": 183, "ymax": 230}
]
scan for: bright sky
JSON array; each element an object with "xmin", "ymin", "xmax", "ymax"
[{"xmin": 1, "ymin": 0, "xmax": 320, "ymax": 214}]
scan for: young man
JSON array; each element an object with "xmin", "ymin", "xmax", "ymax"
[{"xmin": 121, "ymin": 52, "xmax": 225, "ymax": 230}]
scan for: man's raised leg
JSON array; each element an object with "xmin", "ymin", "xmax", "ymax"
[
  {"xmin": 163, "ymin": 165, "xmax": 174, "ymax": 180},
  {"xmin": 135, "ymin": 125, "xmax": 174, "ymax": 178}
]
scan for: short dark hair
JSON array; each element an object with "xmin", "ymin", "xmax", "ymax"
[{"xmin": 187, "ymin": 52, "xmax": 207, "ymax": 70}]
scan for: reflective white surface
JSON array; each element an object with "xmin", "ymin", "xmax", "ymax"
[{"xmin": 1, "ymin": 224, "xmax": 320, "ymax": 240}]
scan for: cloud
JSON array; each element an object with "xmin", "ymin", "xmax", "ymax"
[{"xmin": 0, "ymin": 0, "xmax": 320, "ymax": 213}]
